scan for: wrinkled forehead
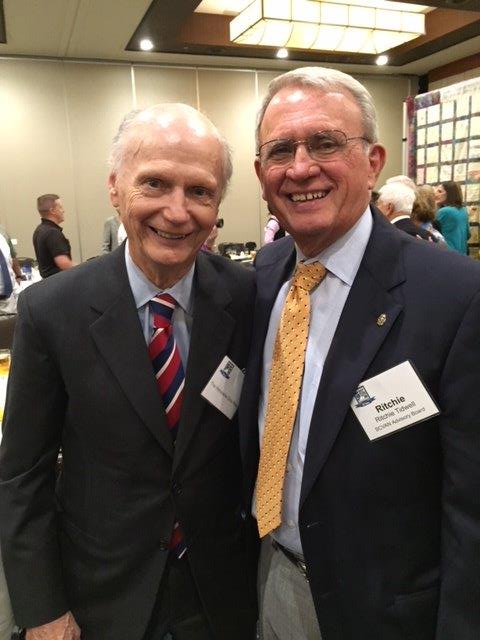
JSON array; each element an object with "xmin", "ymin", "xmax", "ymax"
[
  {"xmin": 120, "ymin": 111, "xmax": 221, "ymax": 168},
  {"xmin": 259, "ymin": 85, "xmax": 362, "ymax": 140},
  {"xmin": 135, "ymin": 108, "xmax": 215, "ymax": 142}
]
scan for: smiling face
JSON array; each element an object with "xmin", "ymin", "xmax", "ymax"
[
  {"xmin": 255, "ymin": 86, "xmax": 385, "ymax": 257},
  {"xmin": 108, "ymin": 111, "xmax": 223, "ymax": 289}
]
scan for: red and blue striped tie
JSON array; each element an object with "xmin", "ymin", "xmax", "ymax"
[{"xmin": 149, "ymin": 293, "xmax": 186, "ymax": 557}]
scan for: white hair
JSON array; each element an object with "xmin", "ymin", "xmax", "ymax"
[
  {"xmin": 255, "ymin": 66, "xmax": 379, "ymax": 150},
  {"xmin": 386, "ymin": 175, "xmax": 417, "ymax": 192},
  {"xmin": 378, "ymin": 182, "xmax": 416, "ymax": 215},
  {"xmin": 108, "ymin": 104, "xmax": 233, "ymax": 200}
]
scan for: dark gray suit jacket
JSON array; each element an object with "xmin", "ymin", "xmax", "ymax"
[
  {"xmin": 0, "ymin": 246, "xmax": 257, "ymax": 639},
  {"xmin": 240, "ymin": 210, "xmax": 480, "ymax": 640}
]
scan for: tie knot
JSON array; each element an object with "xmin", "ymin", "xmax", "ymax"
[
  {"xmin": 150, "ymin": 293, "xmax": 177, "ymax": 326},
  {"xmin": 292, "ymin": 261, "xmax": 326, "ymax": 292}
]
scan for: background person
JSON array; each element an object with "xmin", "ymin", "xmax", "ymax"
[
  {"xmin": 435, "ymin": 180, "xmax": 470, "ymax": 254},
  {"xmin": 411, "ymin": 184, "xmax": 446, "ymax": 243},
  {"xmin": 0, "ymin": 226, "xmax": 23, "ymax": 282},
  {"xmin": 101, "ymin": 212, "xmax": 121, "ymax": 253},
  {"xmin": 376, "ymin": 181, "xmax": 436, "ymax": 241},
  {"xmin": 240, "ymin": 65, "xmax": 480, "ymax": 640},
  {"xmin": 0, "ymin": 104, "xmax": 257, "ymax": 640},
  {"xmin": 32, "ymin": 194, "xmax": 75, "ymax": 277},
  {"xmin": 0, "ymin": 234, "xmax": 19, "ymax": 314}
]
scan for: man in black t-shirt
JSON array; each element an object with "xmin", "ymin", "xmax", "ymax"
[{"xmin": 33, "ymin": 194, "xmax": 75, "ymax": 278}]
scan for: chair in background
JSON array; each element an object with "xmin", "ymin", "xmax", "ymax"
[
  {"xmin": 218, "ymin": 242, "xmax": 245, "ymax": 258},
  {"xmin": 17, "ymin": 256, "xmax": 36, "ymax": 280}
]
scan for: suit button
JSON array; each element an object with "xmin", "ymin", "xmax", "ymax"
[
  {"xmin": 172, "ymin": 482, "xmax": 182, "ymax": 496},
  {"xmin": 159, "ymin": 539, "xmax": 169, "ymax": 551}
]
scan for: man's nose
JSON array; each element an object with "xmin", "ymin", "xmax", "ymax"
[
  {"xmin": 285, "ymin": 144, "xmax": 321, "ymax": 181},
  {"xmin": 163, "ymin": 189, "xmax": 190, "ymax": 222}
]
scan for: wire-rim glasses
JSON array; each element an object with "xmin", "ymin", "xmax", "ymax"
[{"xmin": 257, "ymin": 129, "xmax": 371, "ymax": 165}]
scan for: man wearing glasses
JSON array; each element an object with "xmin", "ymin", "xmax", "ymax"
[{"xmin": 240, "ymin": 66, "xmax": 480, "ymax": 639}]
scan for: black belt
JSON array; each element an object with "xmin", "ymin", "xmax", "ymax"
[{"xmin": 272, "ymin": 539, "xmax": 308, "ymax": 580}]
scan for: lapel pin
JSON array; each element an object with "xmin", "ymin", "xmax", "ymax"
[{"xmin": 376, "ymin": 313, "xmax": 387, "ymax": 326}]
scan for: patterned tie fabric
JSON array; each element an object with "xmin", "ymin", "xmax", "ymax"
[
  {"xmin": 149, "ymin": 293, "xmax": 186, "ymax": 557},
  {"xmin": 256, "ymin": 261, "xmax": 326, "ymax": 538}
]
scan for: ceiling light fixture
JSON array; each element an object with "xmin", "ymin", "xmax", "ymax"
[
  {"xmin": 376, "ymin": 54, "xmax": 388, "ymax": 64},
  {"xmin": 229, "ymin": 0, "xmax": 426, "ymax": 54},
  {"xmin": 140, "ymin": 39, "xmax": 154, "ymax": 51},
  {"xmin": 277, "ymin": 47, "xmax": 289, "ymax": 58}
]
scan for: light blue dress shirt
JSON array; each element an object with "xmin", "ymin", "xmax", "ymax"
[
  {"xmin": 124, "ymin": 241, "xmax": 194, "ymax": 367},
  {"xmin": 257, "ymin": 207, "xmax": 373, "ymax": 556}
]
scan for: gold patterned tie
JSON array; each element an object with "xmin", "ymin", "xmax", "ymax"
[{"xmin": 256, "ymin": 261, "xmax": 326, "ymax": 538}]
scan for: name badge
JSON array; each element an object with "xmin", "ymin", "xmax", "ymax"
[
  {"xmin": 350, "ymin": 361, "xmax": 440, "ymax": 441},
  {"xmin": 201, "ymin": 356, "xmax": 245, "ymax": 419}
]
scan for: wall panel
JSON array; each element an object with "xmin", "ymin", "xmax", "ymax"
[
  {"xmin": 63, "ymin": 62, "xmax": 133, "ymax": 259},
  {"xmin": 198, "ymin": 69, "xmax": 262, "ymax": 246},
  {"xmin": 133, "ymin": 65, "xmax": 198, "ymax": 110},
  {"xmin": 0, "ymin": 59, "xmax": 77, "ymax": 259}
]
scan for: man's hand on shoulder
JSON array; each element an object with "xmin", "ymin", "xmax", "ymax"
[{"xmin": 26, "ymin": 612, "xmax": 80, "ymax": 639}]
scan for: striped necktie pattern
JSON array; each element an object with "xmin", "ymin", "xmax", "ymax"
[
  {"xmin": 148, "ymin": 293, "xmax": 185, "ymax": 440},
  {"xmin": 148, "ymin": 293, "xmax": 186, "ymax": 557}
]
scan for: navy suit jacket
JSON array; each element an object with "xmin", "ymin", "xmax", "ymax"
[
  {"xmin": 240, "ymin": 210, "xmax": 480, "ymax": 640},
  {"xmin": 0, "ymin": 247, "xmax": 257, "ymax": 639}
]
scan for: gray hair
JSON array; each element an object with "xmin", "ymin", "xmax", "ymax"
[
  {"xmin": 256, "ymin": 66, "xmax": 379, "ymax": 150},
  {"xmin": 386, "ymin": 175, "xmax": 417, "ymax": 192},
  {"xmin": 378, "ymin": 182, "xmax": 416, "ymax": 215},
  {"xmin": 109, "ymin": 104, "xmax": 233, "ymax": 200}
]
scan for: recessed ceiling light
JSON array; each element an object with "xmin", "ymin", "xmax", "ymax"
[
  {"xmin": 140, "ymin": 39, "xmax": 154, "ymax": 51},
  {"xmin": 276, "ymin": 48, "xmax": 289, "ymax": 59},
  {"xmin": 376, "ymin": 55, "xmax": 389, "ymax": 66}
]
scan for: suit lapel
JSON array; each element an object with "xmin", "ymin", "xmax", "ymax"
[
  {"xmin": 173, "ymin": 253, "xmax": 236, "ymax": 470},
  {"xmin": 89, "ymin": 249, "xmax": 173, "ymax": 457},
  {"xmin": 300, "ymin": 214, "xmax": 406, "ymax": 506}
]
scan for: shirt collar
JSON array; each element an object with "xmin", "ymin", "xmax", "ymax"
[
  {"xmin": 295, "ymin": 206, "xmax": 373, "ymax": 286},
  {"xmin": 390, "ymin": 214, "xmax": 411, "ymax": 224},
  {"xmin": 41, "ymin": 218, "xmax": 62, "ymax": 230},
  {"xmin": 124, "ymin": 240, "xmax": 195, "ymax": 314}
]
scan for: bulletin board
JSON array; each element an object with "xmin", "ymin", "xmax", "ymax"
[{"xmin": 406, "ymin": 78, "xmax": 480, "ymax": 256}]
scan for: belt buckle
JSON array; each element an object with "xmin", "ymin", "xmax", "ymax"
[
  {"xmin": 272, "ymin": 539, "xmax": 309, "ymax": 582},
  {"xmin": 296, "ymin": 558, "xmax": 308, "ymax": 581}
]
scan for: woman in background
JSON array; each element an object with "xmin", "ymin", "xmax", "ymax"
[
  {"xmin": 435, "ymin": 181, "xmax": 470, "ymax": 255},
  {"xmin": 412, "ymin": 184, "xmax": 446, "ymax": 244}
]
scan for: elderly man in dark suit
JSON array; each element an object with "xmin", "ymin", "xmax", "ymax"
[
  {"xmin": 239, "ymin": 66, "xmax": 480, "ymax": 640},
  {"xmin": 0, "ymin": 104, "xmax": 257, "ymax": 640}
]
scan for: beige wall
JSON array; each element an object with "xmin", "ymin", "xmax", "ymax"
[
  {"xmin": 429, "ymin": 69, "xmax": 480, "ymax": 91},
  {"xmin": 0, "ymin": 58, "xmax": 413, "ymax": 259}
]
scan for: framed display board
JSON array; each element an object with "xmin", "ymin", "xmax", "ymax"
[{"xmin": 405, "ymin": 78, "xmax": 480, "ymax": 256}]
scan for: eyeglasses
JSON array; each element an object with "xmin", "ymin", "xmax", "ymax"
[{"xmin": 257, "ymin": 129, "xmax": 371, "ymax": 165}]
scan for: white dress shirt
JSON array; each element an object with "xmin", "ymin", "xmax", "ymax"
[
  {"xmin": 256, "ymin": 207, "xmax": 373, "ymax": 555},
  {"xmin": 124, "ymin": 241, "xmax": 194, "ymax": 366}
]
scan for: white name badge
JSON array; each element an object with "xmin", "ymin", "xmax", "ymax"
[
  {"xmin": 350, "ymin": 361, "xmax": 440, "ymax": 441},
  {"xmin": 201, "ymin": 356, "xmax": 245, "ymax": 420}
]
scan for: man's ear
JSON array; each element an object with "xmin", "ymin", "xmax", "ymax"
[
  {"xmin": 367, "ymin": 143, "xmax": 387, "ymax": 190},
  {"xmin": 254, "ymin": 158, "xmax": 267, "ymax": 201},
  {"xmin": 107, "ymin": 174, "xmax": 119, "ymax": 208}
]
